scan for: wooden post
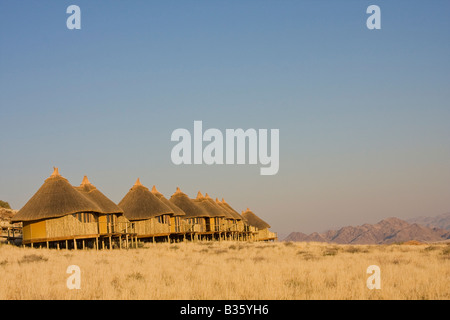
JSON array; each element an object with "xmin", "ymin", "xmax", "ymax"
[
  {"xmin": 66, "ymin": 240, "xmax": 68, "ymax": 249},
  {"xmin": 82, "ymin": 240, "xmax": 85, "ymax": 250},
  {"xmin": 102, "ymin": 239, "xmax": 105, "ymax": 250},
  {"xmin": 109, "ymin": 236, "xmax": 112, "ymax": 250},
  {"xmin": 74, "ymin": 239, "xmax": 77, "ymax": 250},
  {"xmin": 126, "ymin": 234, "xmax": 129, "ymax": 248},
  {"xmin": 46, "ymin": 241, "xmax": 49, "ymax": 249},
  {"xmin": 57, "ymin": 242, "xmax": 60, "ymax": 250},
  {"xmin": 96, "ymin": 237, "xmax": 99, "ymax": 251},
  {"xmin": 119, "ymin": 235, "xmax": 122, "ymax": 249}
]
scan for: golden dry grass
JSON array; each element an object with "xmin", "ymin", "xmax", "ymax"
[{"xmin": 0, "ymin": 241, "xmax": 449, "ymax": 300}]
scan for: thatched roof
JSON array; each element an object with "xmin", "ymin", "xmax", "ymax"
[
  {"xmin": 218, "ymin": 198, "xmax": 244, "ymax": 221},
  {"xmin": 203, "ymin": 193, "xmax": 234, "ymax": 219},
  {"xmin": 192, "ymin": 192, "xmax": 226, "ymax": 218},
  {"xmin": 118, "ymin": 179, "xmax": 174, "ymax": 221},
  {"xmin": 151, "ymin": 185, "xmax": 185, "ymax": 217},
  {"xmin": 75, "ymin": 176, "xmax": 124, "ymax": 215},
  {"xmin": 169, "ymin": 188, "xmax": 211, "ymax": 218},
  {"xmin": 11, "ymin": 168, "xmax": 102, "ymax": 222},
  {"xmin": 241, "ymin": 208, "xmax": 271, "ymax": 229}
]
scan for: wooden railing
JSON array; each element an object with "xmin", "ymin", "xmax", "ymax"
[{"xmin": 0, "ymin": 225, "xmax": 22, "ymax": 241}]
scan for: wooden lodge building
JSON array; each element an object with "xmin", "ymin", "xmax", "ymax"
[
  {"xmin": 11, "ymin": 168, "xmax": 137, "ymax": 249},
  {"xmin": 241, "ymin": 208, "xmax": 277, "ymax": 241},
  {"xmin": 118, "ymin": 178, "xmax": 176, "ymax": 242},
  {"xmin": 11, "ymin": 168, "xmax": 277, "ymax": 249}
]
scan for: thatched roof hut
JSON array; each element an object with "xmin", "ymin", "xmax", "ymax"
[
  {"xmin": 202, "ymin": 193, "xmax": 234, "ymax": 219},
  {"xmin": 75, "ymin": 176, "xmax": 124, "ymax": 215},
  {"xmin": 118, "ymin": 179, "xmax": 174, "ymax": 221},
  {"xmin": 219, "ymin": 198, "xmax": 246, "ymax": 221},
  {"xmin": 151, "ymin": 186, "xmax": 185, "ymax": 217},
  {"xmin": 169, "ymin": 188, "xmax": 210, "ymax": 218},
  {"xmin": 241, "ymin": 208, "xmax": 271, "ymax": 229},
  {"xmin": 216, "ymin": 198, "xmax": 243, "ymax": 221},
  {"xmin": 193, "ymin": 192, "xmax": 226, "ymax": 218},
  {"xmin": 12, "ymin": 168, "xmax": 101, "ymax": 223}
]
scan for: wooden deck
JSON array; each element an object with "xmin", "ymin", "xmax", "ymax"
[
  {"xmin": 2, "ymin": 222, "xmax": 276, "ymax": 248},
  {"xmin": 0, "ymin": 225, "xmax": 22, "ymax": 243}
]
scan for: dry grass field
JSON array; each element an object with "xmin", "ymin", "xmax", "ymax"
[{"xmin": 0, "ymin": 241, "xmax": 449, "ymax": 300}]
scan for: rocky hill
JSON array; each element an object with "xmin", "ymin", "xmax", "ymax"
[
  {"xmin": 0, "ymin": 208, "xmax": 18, "ymax": 227},
  {"xmin": 284, "ymin": 217, "xmax": 450, "ymax": 244},
  {"xmin": 407, "ymin": 212, "xmax": 450, "ymax": 230}
]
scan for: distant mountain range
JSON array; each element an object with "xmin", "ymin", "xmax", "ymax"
[
  {"xmin": 407, "ymin": 212, "xmax": 450, "ymax": 231},
  {"xmin": 284, "ymin": 215, "xmax": 450, "ymax": 244}
]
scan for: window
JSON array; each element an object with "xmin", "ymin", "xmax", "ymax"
[
  {"xmin": 73, "ymin": 213, "xmax": 94, "ymax": 223},
  {"xmin": 158, "ymin": 215, "xmax": 169, "ymax": 224}
]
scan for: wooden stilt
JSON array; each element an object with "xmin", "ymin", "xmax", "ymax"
[
  {"xmin": 74, "ymin": 239, "xmax": 77, "ymax": 250},
  {"xmin": 109, "ymin": 236, "xmax": 112, "ymax": 250}
]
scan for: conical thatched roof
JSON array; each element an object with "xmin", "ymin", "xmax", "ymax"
[
  {"xmin": 169, "ymin": 188, "xmax": 211, "ymax": 218},
  {"xmin": 218, "ymin": 198, "xmax": 244, "ymax": 221},
  {"xmin": 241, "ymin": 208, "xmax": 271, "ymax": 229},
  {"xmin": 75, "ymin": 176, "xmax": 124, "ymax": 215},
  {"xmin": 118, "ymin": 179, "xmax": 174, "ymax": 221},
  {"xmin": 151, "ymin": 185, "xmax": 185, "ymax": 217},
  {"xmin": 11, "ymin": 168, "xmax": 102, "ymax": 222},
  {"xmin": 203, "ymin": 193, "xmax": 234, "ymax": 219},
  {"xmin": 192, "ymin": 192, "xmax": 226, "ymax": 218}
]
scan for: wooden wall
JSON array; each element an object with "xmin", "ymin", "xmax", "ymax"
[
  {"xmin": 133, "ymin": 217, "xmax": 171, "ymax": 236},
  {"xmin": 46, "ymin": 215, "xmax": 97, "ymax": 239}
]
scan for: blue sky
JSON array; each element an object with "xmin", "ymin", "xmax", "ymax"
[{"xmin": 1, "ymin": 1, "xmax": 449, "ymax": 236}]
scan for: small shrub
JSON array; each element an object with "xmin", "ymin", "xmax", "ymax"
[
  {"xmin": 252, "ymin": 256, "xmax": 266, "ymax": 263},
  {"xmin": 19, "ymin": 254, "xmax": 48, "ymax": 264},
  {"xmin": 323, "ymin": 248, "xmax": 339, "ymax": 256},
  {"xmin": 214, "ymin": 249, "xmax": 228, "ymax": 254},
  {"xmin": 0, "ymin": 200, "xmax": 11, "ymax": 209},
  {"xmin": 345, "ymin": 246, "xmax": 361, "ymax": 254},
  {"xmin": 127, "ymin": 272, "xmax": 145, "ymax": 281}
]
